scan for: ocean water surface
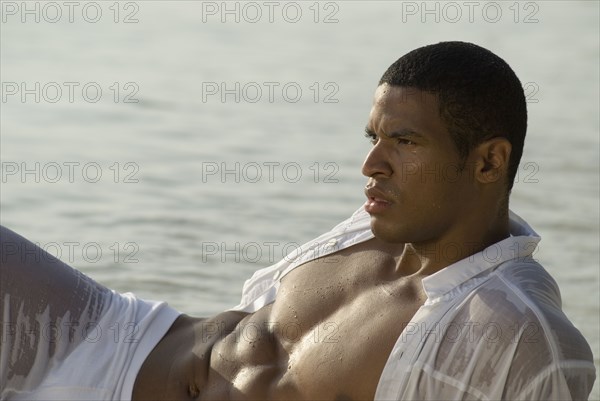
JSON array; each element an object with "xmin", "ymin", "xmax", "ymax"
[{"xmin": 1, "ymin": 1, "xmax": 598, "ymax": 398}]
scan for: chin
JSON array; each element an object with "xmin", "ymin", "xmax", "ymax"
[{"xmin": 370, "ymin": 218, "xmax": 407, "ymax": 244}]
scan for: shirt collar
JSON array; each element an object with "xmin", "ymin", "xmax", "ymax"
[{"xmin": 421, "ymin": 210, "xmax": 541, "ymax": 301}]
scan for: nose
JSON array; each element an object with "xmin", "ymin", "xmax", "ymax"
[{"xmin": 362, "ymin": 142, "xmax": 392, "ymax": 178}]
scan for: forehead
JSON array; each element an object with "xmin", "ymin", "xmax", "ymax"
[{"xmin": 368, "ymin": 84, "xmax": 447, "ymax": 138}]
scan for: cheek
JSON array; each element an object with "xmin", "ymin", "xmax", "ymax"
[
  {"xmin": 437, "ymin": 161, "xmax": 467, "ymax": 185},
  {"xmin": 416, "ymin": 154, "xmax": 471, "ymax": 191},
  {"xmin": 390, "ymin": 147, "xmax": 455, "ymax": 184},
  {"xmin": 391, "ymin": 157, "xmax": 422, "ymax": 185},
  {"xmin": 393, "ymin": 163, "xmax": 459, "ymax": 195}
]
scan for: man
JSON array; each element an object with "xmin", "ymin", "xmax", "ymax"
[{"xmin": 1, "ymin": 41, "xmax": 595, "ymax": 400}]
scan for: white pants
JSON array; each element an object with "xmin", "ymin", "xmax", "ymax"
[{"xmin": 0, "ymin": 226, "xmax": 180, "ymax": 400}]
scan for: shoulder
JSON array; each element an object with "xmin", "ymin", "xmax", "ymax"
[
  {"xmin": 467, "ymin": 260, "xmax": 591, "ymax": 361},
  {"xmin": 460, "ymin": 261, "xmax": 596, "ymax": 399}
]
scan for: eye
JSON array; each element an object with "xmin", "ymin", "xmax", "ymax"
[
  {"xmin": 397, "ymin": 138, "xmax": 415, "ymax": 146},
  {"xmin": 364, "ymin": 132, "xmax": 378, "ymax": 145}
]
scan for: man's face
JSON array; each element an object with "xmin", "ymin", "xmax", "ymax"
[{"xmin": 362, "ymin": 84, "xmax": 478, "ymax": 244}]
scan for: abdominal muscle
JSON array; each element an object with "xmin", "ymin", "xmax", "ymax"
[{"xmin": 133, "ymin": 239, "xmax": 425, "ymax": 400}]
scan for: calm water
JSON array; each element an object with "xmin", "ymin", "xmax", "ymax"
[{"xmin": 1, "ymin": 1, "xmax": 599, "ymax": 398}]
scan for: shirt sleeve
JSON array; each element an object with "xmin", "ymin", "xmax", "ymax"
[{"xmin": 511, "ymin": 362, "xmax": 596, "ymax": 401}]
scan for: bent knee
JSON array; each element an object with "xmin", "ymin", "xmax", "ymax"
[{"xmin": 0, "ymin": 224, "xmax": 69, "ymax": 276}]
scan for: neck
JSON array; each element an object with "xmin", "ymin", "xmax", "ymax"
[{"xmin": 395, "ymin": 209, "xmax": 510, "ymax": 277}]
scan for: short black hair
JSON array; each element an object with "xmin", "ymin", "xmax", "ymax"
[{"xmin": 379, "ymin": 41, "xmax": 527, "ymax": 192}]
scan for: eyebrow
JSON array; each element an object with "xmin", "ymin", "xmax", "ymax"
[{"xmin": 364, "ymin": 126, "xmax": 423, "ymax": 140}]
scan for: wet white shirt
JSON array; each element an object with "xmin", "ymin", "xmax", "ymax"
[
  {"xmin": 0, "ymin": 224, "xmax": 181, "ymax": 400},
  {"xmin": 232, "ymin": 206, "xmax": 596, "ymax": 400}
]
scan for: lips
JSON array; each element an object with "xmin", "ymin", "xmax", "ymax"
[{"xmin": 364, "ymin": 185, "xmax": 393, "ymax": 214}]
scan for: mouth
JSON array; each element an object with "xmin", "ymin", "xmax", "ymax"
[{"xmin": 364, "ymin": 186, "xmax": 393, "ymax": 214}]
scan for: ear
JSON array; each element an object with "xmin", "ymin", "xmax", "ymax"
[{"xmin": 472, "ymin": 137, "xmax": 512, "ymax": 185}]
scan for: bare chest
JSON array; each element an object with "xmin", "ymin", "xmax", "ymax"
[
  {"xmin": 266, "ymin": 239, "xmax": 427, "ymax": 400},
  {"xmin": 204, "ymin": 239, "xmax": 427, "ymax": 400}
]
